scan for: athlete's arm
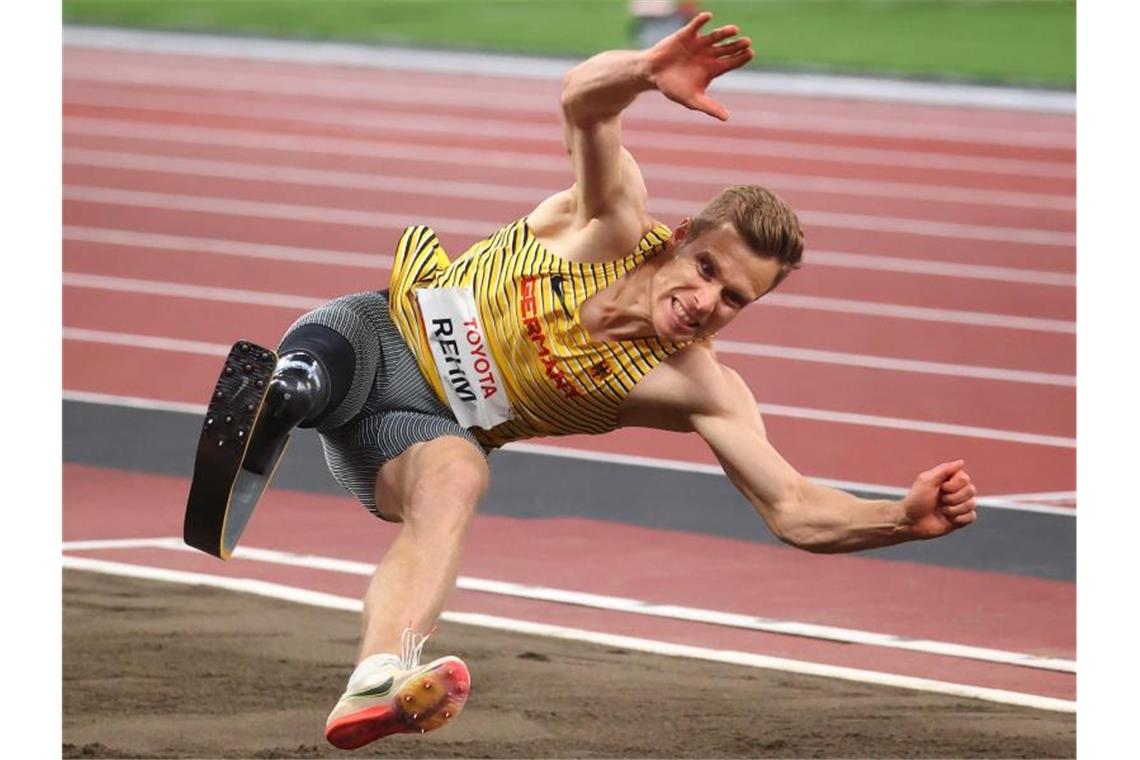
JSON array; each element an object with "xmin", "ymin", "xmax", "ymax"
[
  {"xmin": 559, "ymin": 12, "xmax": 753, "ymax": 220},
  {"xmin": 623, "ymin": 348, "xmax": 978, "ymax": 553}
]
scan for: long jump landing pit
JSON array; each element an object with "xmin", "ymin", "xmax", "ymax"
[{"xmin": 64, "ymin": 570, "xmax": 1074, "ymax": 759}]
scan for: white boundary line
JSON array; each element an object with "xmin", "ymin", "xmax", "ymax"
[
  {"xmin": 60, "ymin": 555, "xmax": 1076, "ymax": 713},
  {"xmin": 61, "ymin": 536, "xmax": 1075, "ymax": 674},
  {"xmin": 61, "ymin": 262, "xmax": 1076, "ymax": 335},
  {"xmin": 62, "ymin": 222, "xmax": 1075, "ymax": 289},
  {"xmin": 64, "ymin": 117, "xmax": 1076, "ymax": 213},
  {"xmin": 62, "ymin": 26, "xmax": 1076, "ymax": 114},
  {"xmin": 63, "ymin": 325, "xmax": 1075, "ymax": 387},
  {"xmin": 60, "ymin": 88, "xmax": 1074, "ymax": 180},
  {"xmin": 986, "ymin": 490, "xmax": 1078, "ymax": 503},
  {"xmin": 715, "ymin": 340, "xmax": 1074, "ymax": 387},
  {"xmin": 60, "ymin": 321, "xmax": 1073, "ymax": 447},
  {"xmin": 63, "ymin": 147, "xmax": 1075, "ymax": 247},
  {"xmin": 59, "ymin": 389, "xmax": 1077, "ymax": 516},
  {"xmin": 63, "ymin": 60, "xmax": 1076, "ymax": 149}
]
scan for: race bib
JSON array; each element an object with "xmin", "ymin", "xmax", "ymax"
[{"xmin": 415, "ymin": 287, "xmax": 513, "ymax": 430}]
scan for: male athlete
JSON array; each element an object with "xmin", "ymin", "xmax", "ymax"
[{"xmin": 184, "ymin": 12, "xmax": 978, "ymax": 751}]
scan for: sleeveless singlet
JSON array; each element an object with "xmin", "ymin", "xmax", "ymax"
[{"xmin": 388, "ymin": 218, "xmax": 690, "ymax": 448}]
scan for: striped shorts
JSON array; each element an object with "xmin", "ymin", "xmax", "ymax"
[{"xmin": 280, "ymin": 290, "xmax": 486, "ymax": 517}]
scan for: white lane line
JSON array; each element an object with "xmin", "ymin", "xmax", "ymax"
[
  {"xmin": 64, "ymin": 117, "xmax": 1076, "ymax": 212},
  {"xmin": 806, "ymin": 250, "xmax": 1073, "ymax": 287},
  {"xmin": 63, "ymin": 272, "xmax": 325, "ymax": 310},
  {"xmin": 58, "ymin": 323, "xmax": 1072, "ymax": 447},
  {"xmin": 64, "ymin": 64, "xmax": 1076, "ymax": 150},
  {"xmin": 61, "ymin": 89, "xmax": 1074, "ymax": 179},
  {"xmin": 61, "ymin": 556, "xmax": 1076, "ymax": 713},
  {"xmin": 65, "ymin": 389, "xmax": 207, "ymax": 416},
  {"xmin": 61, "ymin": 26, "xmax": 1077, "ymax": 115},
  {"xmin": 63, "ymin": 325, "xmax": 1075, "ymax": 388},
  {"xmin": 64, "ymin": 148, "xmax": 1075, "ymax": 247},
  {"xmin": 59, "ymin": 389, "xmax": 1076, "ymax": 515},
  {"xmin": 61, "ymin": 266, "xmax": 1074, "ymax": 336},
  {"xmin": 985, "ymin": 490, "xmax": 1078, "ymax": 502},
  {"xmin": 763, "ymin": 293, "xmax": 1074, "ymax": 334},
  {"xmin": 65, "ymin": 184, "xmax": 494, "ymax": 236},
  {"xmin": 64, "ymin": 328, "xmax": 230, "ymax": 357},
  {"xmin": 65, "ymin": 225, "xmax": 394, "ymax": 269},
  {"xmin": 716, "ymin": 341, "xmax": 1073, "ymax": 387},
  {"xmin": 758, "ymin": 403, "xmax": 1073, "ymax": 448},
  {"xmin": 61, "ymin": 537, "xmax": 1076, "ymax": 674},
  {"xmin": 62, "ymin": 223, "xmax": 1074, "ymax": 287}
]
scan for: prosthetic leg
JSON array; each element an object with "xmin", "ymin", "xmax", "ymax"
[
  {"xmin": 183, "ymin": 296, "xmax": 384, "ymax": 558},
  {"xmin": 184, "ymin": 342, "xmax": 330, "ymax": 558}
]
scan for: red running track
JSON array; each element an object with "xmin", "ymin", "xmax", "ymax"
[
  {"xmin": 61, "ymin": 46, "xmax": 1075, "ymax": 500},
  {"xmin": 63, "ymin": 464, "xmax": 1075, "ymax": 702},
  {"xmin": 62, "ymin": 41, "xmax": 1074, "ymax": 707}
]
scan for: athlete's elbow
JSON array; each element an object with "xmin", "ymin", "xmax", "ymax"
[
  {"xmin": 560, "ymin": 70, "xmax": 587, "ymax": 121},
  {"xmin": 759, "ymin": 478, "xmax": 832, "ymax": 552}
]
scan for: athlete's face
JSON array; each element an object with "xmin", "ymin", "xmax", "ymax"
[{"xmin": 650, "ymin": 221, "xmax": 784, "ymax": 342}]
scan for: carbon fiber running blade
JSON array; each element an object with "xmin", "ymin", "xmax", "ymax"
[{"xmin": 184, "ymin": 341, "xmax": 277, "ymax": 559}]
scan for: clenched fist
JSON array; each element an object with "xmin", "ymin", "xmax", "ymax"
[{"xmin": 900, "ymin": 460, "xmax": 979, "ymax": 540}]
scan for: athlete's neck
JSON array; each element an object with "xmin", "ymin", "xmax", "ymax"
[{"xmin": 579, "ymin": 258, "xmax": 662, "ymax": 342}]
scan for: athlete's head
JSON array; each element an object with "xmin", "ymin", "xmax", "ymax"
[{"xmin": 650, "ymin": 185, "xmax": 804, "ymax": 341}]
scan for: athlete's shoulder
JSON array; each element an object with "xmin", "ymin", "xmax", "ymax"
[
  {"xmin": 527, "ymin": 186, "xmax": 656, "ymax": 265},
  {"xmin": 617, "ymin": 341, "xmax": 734, "ymax": 430}
]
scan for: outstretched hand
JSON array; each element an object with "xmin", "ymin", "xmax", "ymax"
[
  {"xmin": 647, "ymin": 11, "xmax": 754, "ymax": 121},
  {"xmin": 900, "ymin": 460, "xmax": 979, "ymax": 540}
]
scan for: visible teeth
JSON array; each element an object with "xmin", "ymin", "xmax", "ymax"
[{"xmin": 672, "ymin": 298, "xmax": 696, "ymax": 328}]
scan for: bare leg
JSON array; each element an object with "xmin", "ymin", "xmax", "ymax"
[{"xmin": 357, "ymin": 436, "xmax": 489, "ymax": 660}]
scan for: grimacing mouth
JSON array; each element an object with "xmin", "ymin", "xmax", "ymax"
[{"xmin": 670, "ymin": 296, "xmax": 700, "ymax": 330}]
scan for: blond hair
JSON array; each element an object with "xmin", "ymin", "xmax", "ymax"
[{"xmin": 689, "ymin": 185, "xmax": 804, "ymax": 288}]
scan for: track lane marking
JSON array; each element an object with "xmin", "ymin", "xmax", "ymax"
[
  {"xmin": 64, "ymin": 65, "xmax": 1075, "ymax": 149},
  {"xmin": 60, "ymin": 555, "xmax": 1076, "ymax": 713},
  {"xmin": 59, "ymin": 390, "xmax": 1076, "ymax": 514},
  {"xmin": 61, "ymin": 89, "xmax": 1075, "ymax": 180},
  {"xmin": 63, "ymin": 148, "xmax": 1075, "ymax": 246},
  {"xmin": 61, "ymin": 265, "xmax": 1077, "ymax": 334},
  {"xmin": 62, "ymin": 223, "xmax": 1075, "ymax": 287},
  {"xmin": 64, "ymin": 117, "xmax": 1076, "ymax": 212},
  {"xmin": 64, "ymin": 326, "xmax": 1076, "ymax": 387},
  {"xmin": 61, "ymin": 536, "xmax": 1075, "ymax": 674},
  {"xmin": 61, "ymin": 322, "xmax": 1074, "ymax": 446}
]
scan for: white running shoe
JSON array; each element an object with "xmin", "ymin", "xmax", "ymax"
[{"xmin": 324, "ymin": 629, "xmax": 471, "ymax": 750}]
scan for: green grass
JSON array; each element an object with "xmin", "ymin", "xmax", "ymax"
[{"xmin": 62, "ymin": 0, "xmax": 1075, "ymax": 88}]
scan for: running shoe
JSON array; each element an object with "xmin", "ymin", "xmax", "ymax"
[{"xmin": 324, "ymin": 630, "xmax": 471, "ymax": 750}]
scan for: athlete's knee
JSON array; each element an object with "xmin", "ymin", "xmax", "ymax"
[
  {"xmin": 409, "ymin": 444, "xmax": 489, "ymax": 510},
  {"xmin": 384, "ymin": 438, "xmax": 489, "ymax": 527}
]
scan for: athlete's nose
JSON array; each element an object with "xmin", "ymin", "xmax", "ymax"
[{"xmin": 692, "ymin": 285, "xmax": 717, "ymax": 319}]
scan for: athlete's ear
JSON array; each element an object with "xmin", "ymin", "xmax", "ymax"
[{"xmin": 672, "ymin": 218, "xmax": 692, "ymax": 247}]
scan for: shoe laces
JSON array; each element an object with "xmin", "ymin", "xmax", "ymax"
[{"xmin": 399, "ymin": 626, "xmax": 434, "ymax": 671}]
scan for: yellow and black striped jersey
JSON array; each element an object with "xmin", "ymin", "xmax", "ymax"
[{"xmin": 388, "ymin": 218, "xmax": 690, "ymax": 448}]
